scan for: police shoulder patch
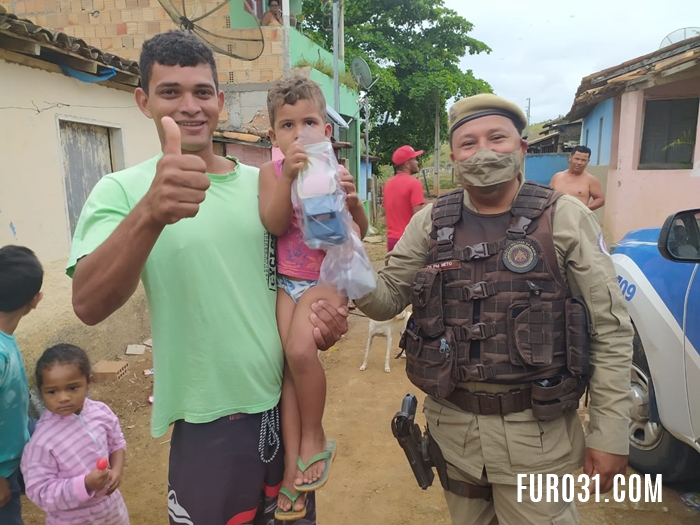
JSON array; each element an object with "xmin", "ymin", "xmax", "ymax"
[
  {"xmin": 597, "ymin": 232, "xmax": 610, "ymax": 256},
  {"xmin": 502, "ymin": 239, "xmax": 539, "ymax": 273}
]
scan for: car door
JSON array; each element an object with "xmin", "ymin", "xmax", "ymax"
[{"xmin": 684, "ymin": 213, "xmax": 700, "ymax": 440}]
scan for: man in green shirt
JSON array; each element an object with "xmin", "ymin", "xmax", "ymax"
[{"xmin": 67, "ymin": 31, "xmax": 350, "ymax": 525}]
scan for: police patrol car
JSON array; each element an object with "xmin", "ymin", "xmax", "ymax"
[{"xmin": 611, "ymin": 207, "xmax": 700, "ymax": 482}]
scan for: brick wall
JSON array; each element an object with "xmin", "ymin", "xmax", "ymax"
[
  {"xmin": 8, "ymin": 0, "xmax": 285, "ymax": 84},
  {"xmin": 225, "ymin": 142, "xmax": 270, "ymax": 168}
]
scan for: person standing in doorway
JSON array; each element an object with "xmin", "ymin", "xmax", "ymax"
[
  {"xmin": 261, "ymin": 0, "xmax": 283, "ymax": 26},
  {"xmin": 383, "ymin": 145, "xmax": 426, "ymax": 252}
]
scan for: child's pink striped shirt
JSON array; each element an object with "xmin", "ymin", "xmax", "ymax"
[{"xmin": 20, "ymin": 397, "xmax": 129, "ymax": 525}]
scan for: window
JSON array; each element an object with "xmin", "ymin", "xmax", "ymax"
[
  {"xmin": 584, "ymin": 129, "xmax": 589, "ymax": 147},
  {"xmin": 639, "ymin": 98, "xmax": 699, "ymax": 170},
  {"xmin": 596, "ymin": 117, "xmax": 603, "ymax": 165}
]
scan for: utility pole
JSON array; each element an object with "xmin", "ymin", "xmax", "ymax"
[
  {"xmin": 339, "ymin": 0, "xmax": 344, "ymax": 63},
  {"xmin": 332, "ymin": 0, "xmax": 340, "ymax": 140},
  {"xmin": 525, "ymin": 97, "xmax": 531, "ymax": 138},
  {"xmin": 433, "ymin": 89, "xmax": 440, "ymax": 196}
]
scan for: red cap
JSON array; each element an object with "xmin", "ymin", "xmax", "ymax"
[{"xmin": 392, "ymin": 145, "xmax": 424, "ymax": 166}]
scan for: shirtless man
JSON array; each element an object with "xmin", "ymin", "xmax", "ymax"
[{"xmin": 550, "ymin": 145, "xmax": 605, "ymax": 210}]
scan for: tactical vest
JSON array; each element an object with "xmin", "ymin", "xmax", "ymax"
[{"xmin": 399, "ymin": 181, "xmax": 591, "ymax": 402}]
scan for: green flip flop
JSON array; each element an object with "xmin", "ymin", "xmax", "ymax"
[
  {"xmin": 294, "ymin": 439, "xmax": 337, "ymax": 493},
  {"xmin": 274, "ymin": 487, "xmax": 307, "ymax": 521}
]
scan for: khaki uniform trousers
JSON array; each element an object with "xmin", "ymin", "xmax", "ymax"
[{"xmin": 423, "ymin": 386, "xmax": 586, "ymax": 525}]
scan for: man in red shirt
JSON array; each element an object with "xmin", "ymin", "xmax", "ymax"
[{"xmin": 383, "ymin": 145, "xmax": 426, "ymax": 251}]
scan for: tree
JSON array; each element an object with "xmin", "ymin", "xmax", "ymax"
[{"xmin": 300, "ymin": 0, "xmax": 492, "ymax": 163}]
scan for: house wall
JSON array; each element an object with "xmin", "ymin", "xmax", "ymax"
[
  {"xmin": 7, "ymin": 0, "xmax": 362, "ymax": 174},
  {"xmin": 8, "ymin": 0, "xmax": 285, "ymax": 85},
  {"xmin": 581, "ymin": 98, "xmax": 614, "ymax": 166},
  {"xmin": 605, "ymin": 86, "xmax": 700, "ymax": 241},
  {"xmin": 0, "ymin": 59, "xmax": 160, "ymax": 363},
  {"xmin": 0, "ymin": 59, "xmax": 161, "ymax": 260},
  {"xmin": 225, "ymin": 142, "xmax": 271, "ymax": 167},
  {"xmin": 523, "ymin": 153, "xmax": 569, "ymax": 185}
]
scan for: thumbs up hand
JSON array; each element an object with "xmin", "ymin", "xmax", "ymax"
[{"xmin": 145, "ymin": 116, "xmax": 211, "ymax": 226}]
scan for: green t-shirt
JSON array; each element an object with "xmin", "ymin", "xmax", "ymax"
[{"xmin": 67, "ymin": 155, "xmax": 282, "ymax": 437}]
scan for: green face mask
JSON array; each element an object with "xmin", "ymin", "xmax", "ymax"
[{"xmin": 454, "ymin": 148, "xmax": 522, "ymax": 188}]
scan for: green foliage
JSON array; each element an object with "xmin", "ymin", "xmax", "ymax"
[
  {"xmin": 301, "ymin": 0, "xmax": 492, "ymax": 163},
  {"xmin": 525, "ymin": 121, "xmax": 549, "ymax": 142},
  {"xmin": 662, "ymin": 130, "xmax": 696, "ymax": 151},
  {"xmin": 293, "ymin": 58, "xmax": 359, "ymax": 91}
]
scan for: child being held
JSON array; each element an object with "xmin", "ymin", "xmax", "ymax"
[
  {"xmin": 21, "ymin": 344, "xmax": 129, "ymax": 525},
  {"xmin": 259, "ymin": 74, "xmax": 368, "ymax": 520}
]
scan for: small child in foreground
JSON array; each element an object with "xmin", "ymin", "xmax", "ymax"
[{"xmin": 21, "ymin": 344, "xmax": 129, "ymax": 525}]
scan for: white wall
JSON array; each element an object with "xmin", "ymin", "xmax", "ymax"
[{"xmin": 0, "ymin": 59, "xmax": 161, "ymax": 262}]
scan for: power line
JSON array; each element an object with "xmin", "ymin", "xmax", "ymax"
[{"xmin": 0, "ymin": 101, "xmax": 137, "ymax": 114}]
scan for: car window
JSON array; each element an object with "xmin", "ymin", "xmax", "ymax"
[{"xmin": 669, "ymin": 217, "xmax": 700, "ymax": 258}]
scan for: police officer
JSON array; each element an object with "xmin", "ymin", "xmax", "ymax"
[{"xmin": 355, "ymin": 94, "xmax": 633, "ymax": 524}]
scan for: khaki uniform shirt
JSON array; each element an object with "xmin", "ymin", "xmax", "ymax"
[{"xmin": 355, "ymin": 184, "xmax": 633, "ymax": 482}]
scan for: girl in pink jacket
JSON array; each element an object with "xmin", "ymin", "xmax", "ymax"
[{"xmin": 21, "ymin": 344, "xmax": 129, "ymax": 525}]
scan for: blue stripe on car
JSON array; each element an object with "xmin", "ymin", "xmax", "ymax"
[{"xmin": 613, "ymin": 227, "xmax": 700, "ymax": 354}]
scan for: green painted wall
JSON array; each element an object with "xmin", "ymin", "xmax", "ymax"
[
  {"xmin": 289, "ymin": 0, "xmax": 302, "ymax": 15},
  {"xmin": 289, "ymin": 28, "xmax": 345, "ymax": 73},
  {"xmin": 308, "ymin": 68, "xmax": 356, "ymax": 116},
  {"xmin": 229, "ymin": 0, "xmax": 259, "ymax": 29}
]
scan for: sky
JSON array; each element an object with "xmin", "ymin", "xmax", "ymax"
[{"xmin": 443, "ymin": 0, "xmax": 700, "ymax": 124}]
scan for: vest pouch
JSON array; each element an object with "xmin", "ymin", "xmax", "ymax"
[
  {"xmin": 507, "ymin": 302, "xmax": 555, "ymax": 367},
  {"xmin": 401, "ymin": 326, "xmax": 456, "ymax": 399},
  {"xmin": 410, "ymin": 267, "xmax": 445, "ymax": 338},
  {"xmin": 565, "ymin": 297, "xmax": 591, "ymax": 377}
]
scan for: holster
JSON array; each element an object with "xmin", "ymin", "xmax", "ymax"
[
  {"xmin": 426, "ymin": 430, "xmax": 493, "ymax": 500},
  {"xmin": 391, "ymin": 394, "xmax": 492, "ymax": 500}
]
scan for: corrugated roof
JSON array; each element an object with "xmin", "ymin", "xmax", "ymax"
[
  {"xmin": 566, "ymin": 35, "xmax": 700, "ymax": 121},
  {"xmin": 0, "ymin": 4, "xmax": 139, "ymax": 87},
  {"xmin": 528, "ymin": 131, "xmax": 559, "ymax": 147}
]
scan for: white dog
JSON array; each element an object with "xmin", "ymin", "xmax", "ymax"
[{"xmin": 360, "ymin": 308, "xmax": 411, "ymax": 373}]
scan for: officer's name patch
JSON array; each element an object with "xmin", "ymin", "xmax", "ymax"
[
  {"xmin": 503, "ymin": 240, "xmax": 539, "ymax": 273},
  {"xmin": 426, "ymin": 260, "xmax": 461, "ymax": 271}
]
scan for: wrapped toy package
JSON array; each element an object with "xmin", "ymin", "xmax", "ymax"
[{"xmin": 291, "ymin": 128, "xmax": 376, "ymax": 300}]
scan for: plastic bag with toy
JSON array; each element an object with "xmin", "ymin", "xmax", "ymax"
[{"xmin": 290, "ymin": 127, "xmax": 376, "ymax": 299}]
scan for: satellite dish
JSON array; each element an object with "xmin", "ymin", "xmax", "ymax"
[
  {"xmin": 659, "ymin": 27, "xmax": 700, "ymax": 49},
  {"xmin": 351, "ymin": 57, "xmax": 374, "ymax": 90},
  {"xmin": 158, "ymin": 0, "xmax": 265, "ymax": 61}
]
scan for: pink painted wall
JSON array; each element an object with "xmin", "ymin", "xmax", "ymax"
[
  {"xmin": 605, "ymin": 86, "xmax": 700, "ymax": 241},
  {"xmin": 225, "ymin": 143, "xmax": 272, "ymax": 169}
]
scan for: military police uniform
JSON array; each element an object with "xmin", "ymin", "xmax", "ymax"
[{"xmin": 355, "ymin": 94, "xmax": 633, "ymax": 525}]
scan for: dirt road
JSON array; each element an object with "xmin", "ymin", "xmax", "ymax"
[{"xmin": 20, "ymin": 241, "xmax": 700, "ymax": 524}]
